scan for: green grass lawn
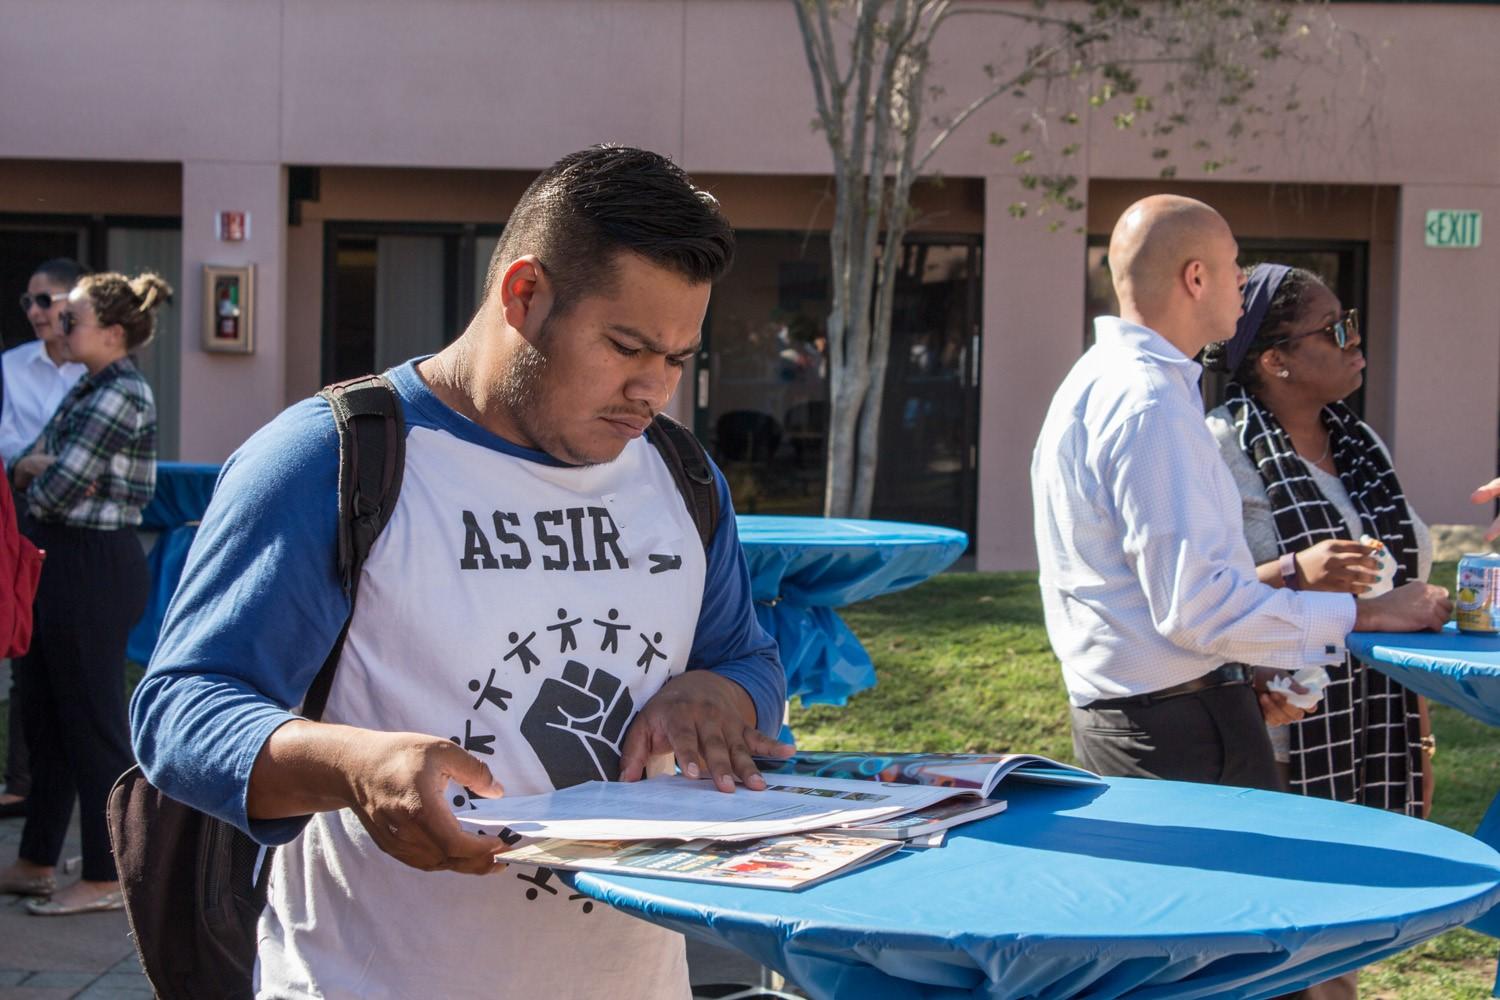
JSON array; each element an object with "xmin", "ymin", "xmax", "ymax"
[{"xmin": 790, "ymin": 563, "xmax": 1499, "ymax": 999}]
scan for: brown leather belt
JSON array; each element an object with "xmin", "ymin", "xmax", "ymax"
[{"xmin": 1085, "ymin": 663, "xmax": 1255, "ymax": 709}]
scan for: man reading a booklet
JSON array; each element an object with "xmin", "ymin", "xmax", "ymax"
[
  {"xmin": 1031, "ymin": 195, "xmax": 1451, "ymax": 791},
  {"xmin": 131, "ymin": 147, "xmax": 789, "ymax": 999}
]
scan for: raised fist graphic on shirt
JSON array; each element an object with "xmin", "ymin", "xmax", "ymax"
[{"xmin": 520, "ymin": 660, "xmax": 635, "ymax": 788}]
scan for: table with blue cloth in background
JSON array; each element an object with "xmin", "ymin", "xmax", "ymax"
[
  {"xmin": 572, "ymin": 776, "xmax": 1500, "ymax": 1000},
  {"xmin": 1349, "ymin": 623, "xmax": 1500, "ymax": 955},
  {"xmin": 1348, "ymin": 624, "xmax": 1500, "ymax": 728},
  {"xmin": 126, "ymin": 461, "xmax": 219, "ymax": 665},
  {"xmin": 735, "ymin": 515, "xmax": 968, "ymax": 710}
]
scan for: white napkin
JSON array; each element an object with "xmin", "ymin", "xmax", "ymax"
[{"xmin": 1267, "ymin": 666, "xmax": 1330, "ymax": 711}]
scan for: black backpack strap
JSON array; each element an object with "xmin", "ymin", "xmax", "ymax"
[
  {"xmin": 303, "ymin": 374, "xmax": 405, "ymax": 721},
  {"xmin": 648, "ymin": 413, "xmax": 719, "ymax": 551}
]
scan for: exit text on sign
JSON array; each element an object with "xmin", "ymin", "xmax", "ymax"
[{"xmin": 1425, "ymin": 210, "xmax": 1482, "ymax": 248}]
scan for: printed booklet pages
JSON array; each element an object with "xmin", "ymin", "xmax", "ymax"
[{"xmin": 457, "ymin": 752, "xmax": 1097, "ymax": 890}]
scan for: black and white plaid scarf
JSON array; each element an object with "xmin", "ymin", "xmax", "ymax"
[{"xmin": 1224, "ymin": 381, "xmax": 1424, "ymax": 815}]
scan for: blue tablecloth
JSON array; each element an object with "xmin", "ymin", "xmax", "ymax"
[
  {"xmin": 126, "ymin": 462, "xmax": 220, "ymax": 664},
  {"xmin": 737, "ymin": 516, "xmax": 968, "ymax": 705},
  {"xmin": 1348, "ymin": 624, "xmax": 1500, "ymax": 728},
  {"xmin": 572, "ymin": 777, "xmax": 1500, "ymax": 1000}
]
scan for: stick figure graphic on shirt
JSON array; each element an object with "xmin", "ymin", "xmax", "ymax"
[
  {"xmin": 451, "ymin": 785, "xmax": 490, "ymax": 811},
  {"xmin": 504, "ymin": 631, "xmax": 541, "ymax": 674},
  {"xmin": 515, "ymin": 867, "xmax": 594, "ymax": 913},
  {"xmin": 636, "ymin": 631, "xmax": 666, "ymax": 672},
  {"xmin": 450, "ymin": 719, "xmax": 496, "ymax": 756},
  {"xmin": 546, "ymin": 608, "xmax": 583, "ymax": 653},
  {"xmin": 468, "ymin": 668, "xmax": 513, "ymax": 711},
  {"xmin": 593, "ymin": 608, "xmax": 629, "ymax": 654}
]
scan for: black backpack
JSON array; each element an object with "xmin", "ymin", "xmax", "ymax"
[{"xmin": 108, "ymin": 374, "xmax": 719, "ymax": 999}]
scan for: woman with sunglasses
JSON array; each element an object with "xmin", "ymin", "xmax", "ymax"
[
  {"xmin": 0, "ymin": 259, "xmax": 88, "ymax": 822},
  {"xmin": 1204, "ymin": 264, "xmax": 1431, "ymax": 999},
  {"xmin": 0, "ymin": 271, "xmax": 167, "ymax": 916}
]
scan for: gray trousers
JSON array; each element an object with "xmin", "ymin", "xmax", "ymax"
[{"xmin": 1070, "ymin": 683, "xmax": 1282, "ymax": 792}]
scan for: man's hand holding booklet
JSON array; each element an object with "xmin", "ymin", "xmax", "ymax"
[{"xmin": 455, "ymin": 752, "xmax": 1098, "ymax": 890}]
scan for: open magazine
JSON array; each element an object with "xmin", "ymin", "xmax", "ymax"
[
  {"xmin": 494, "ymin": 831, "xmax": 902, "ymax": 891},
  {"xmin": 753, "ymin": 750, "xmax": 1100, "ymax": 798},
  {"xmin": 837, "ymin": 796, "xmax": 1009, "ymax": 840},
  {"xmin": 459, "ymin": 752, "xmax": 1096, "ymax": 845},
  {"xmin": 458, "ymin": 771, "xmax": 994, "ymax": 842}
]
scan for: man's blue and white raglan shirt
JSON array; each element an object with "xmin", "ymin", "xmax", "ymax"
[{"xmin": 131, "ymin": 360, "xmax": 785, "ymax": 1000}]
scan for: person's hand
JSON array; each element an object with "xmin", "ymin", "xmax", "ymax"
[
  {"xmin": 339, "ymin": 730, "xmax": 507, "ymax": 875},
  {"xmin": 1352, "ymin": 581, "xmax": 1452, "ymax": 633},
  {"xmin": 619, "ymin": 671, "xmax": 793, "ymax": 792},
  {"xmin": 10, "ymin": 453, "xmax": 54, "ymax": 489},
  {"xmin": 1252, "ymin": 667, "xmax": 1310, "ymax": 726},
  {"xmin": 1472, "ymin": 477, "xmax": 1500, "ymax": 542},
  {"xmin": 1294, "ymin": 539, "xmax": 1379, "ymax": 594}
]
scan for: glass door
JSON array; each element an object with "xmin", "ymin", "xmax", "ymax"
[
  {"xmin": 699, "ymin": 231, "xmax": 981, "ymax": 539},
  {"xmin": 322, "ymin": 222, "xmax": 501, "ymax": 384}
]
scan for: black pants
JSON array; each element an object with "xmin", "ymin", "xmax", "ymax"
[
  {"xmin": 5, "ymin": 682, "xmax": 29, "ymax": 797},
  {"xmin": 1070, "ymin": 683, "xmax": 1283, "ymax": 792},
  {"xmin": 16, "ymin": 521, "xmax": 146, "ymax": 881}
]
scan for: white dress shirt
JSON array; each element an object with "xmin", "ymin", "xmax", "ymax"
[
  {"xmin": 1031, "ymin": 316, "xmax": 1356, "ymax": 706},
  {"xmin": 0, "ymin": 340, "xmax": 87, "ymax": 467}
]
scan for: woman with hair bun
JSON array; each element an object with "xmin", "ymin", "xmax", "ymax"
[{"xmin": 0, "ymin": 271, "xmax": 167, "ymax": 915}]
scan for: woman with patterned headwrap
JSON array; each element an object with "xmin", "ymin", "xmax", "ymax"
[{"xmin": 1203, "ymin": 264, "xmax": 1434, "ymax": 998}]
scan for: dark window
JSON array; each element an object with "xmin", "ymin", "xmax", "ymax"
[
  {"xmin": 699, "ymin": 231, "xmax": 981, "ymax": 538},
  {"xmin": 322, "ymin": 222, "xmax": 498, "ymax": 384}
]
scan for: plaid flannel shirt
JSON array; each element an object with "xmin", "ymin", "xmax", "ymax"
[{"xmin": 26, "ymin": 357, "xmax": 156, "ymax": 530}]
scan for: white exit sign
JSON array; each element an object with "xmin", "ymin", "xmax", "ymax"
[{"xmin": 1425, "ymin": 210, "xmax": 1482, "ymax": 249}]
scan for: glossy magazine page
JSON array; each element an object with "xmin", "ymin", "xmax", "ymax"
[
  {"xmin": 753, "ymin": 751, "xmax": 1100, "ymax": 797},
  {"xmin": 495, "ymin": 831, "xmax": 902, "ymax": 891}
]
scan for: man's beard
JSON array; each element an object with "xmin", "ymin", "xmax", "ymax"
[
  {"xmin": 493, "ymin": 322, "xmax": 601, "ymax": 467},
  {"xmin": 496, "ymin": 333, "xmax": 548, "ymax": 415}
]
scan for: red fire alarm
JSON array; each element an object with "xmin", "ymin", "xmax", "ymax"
[{"xmin": 216, "ymin": 211, "xmax": 249, "ymax": 242}]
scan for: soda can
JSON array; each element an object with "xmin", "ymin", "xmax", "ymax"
[{"xmin": 1455, "ymin": 553, "xmax": 1500, "ymax": 634}]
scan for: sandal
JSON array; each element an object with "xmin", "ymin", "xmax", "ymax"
[
  {"xmin": 26, "ymin": 889, "xmax": 124, "ymax": 916},
  {"xmin": 0, "ymin": 871, "xmax": 55, "ymax": 897}
]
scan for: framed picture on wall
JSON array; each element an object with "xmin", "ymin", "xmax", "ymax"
[{"xmin": 202, "ymin": 264, "xmax": 254, "ymax": 354}]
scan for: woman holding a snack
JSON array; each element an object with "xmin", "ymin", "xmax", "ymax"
[{"xmin": 1203, "ymin": 263, "xmax": 1433, "ymax": 824}]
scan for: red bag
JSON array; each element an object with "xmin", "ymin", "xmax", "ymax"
[{"xmin": 0, "ymin": 481, "xmax": 43, "ymax": 658}]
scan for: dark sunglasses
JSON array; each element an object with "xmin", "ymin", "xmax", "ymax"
[
  {"xmin": 18, "ymin": 291, "xmax": 67, "ymax": 312},
  {"xmin": 59, "ymin": 310, "xmax": 82, "ymax": 336},
  {"xmin": 1272, "ymin": 308, "xmax": 1359, "ymax": 350}
]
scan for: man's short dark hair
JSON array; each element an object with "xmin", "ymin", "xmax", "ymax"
[{"xmin": 484, "ymin": 145, "xmax": 735, "ymax": 316}]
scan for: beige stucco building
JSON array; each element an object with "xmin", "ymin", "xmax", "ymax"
[{"xmin": 1, "ymin": 0, "xmax": 1496, "ymax": 568}]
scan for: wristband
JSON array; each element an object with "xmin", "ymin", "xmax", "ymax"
[{"xmin": 1280, "ymin": 552, "xmax": 1298, "ymax": 590}]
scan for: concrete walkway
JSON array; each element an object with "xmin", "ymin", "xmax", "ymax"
[{"xmin": 0, "ymin": 815, "xmax": 149, "ymax": 998}]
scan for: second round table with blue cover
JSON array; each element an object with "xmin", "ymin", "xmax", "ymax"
[
  {"xmin": 571, "ymin": 776, "xmax": 1500, "ymax": 1000},
  {"xmin": 1348, "ymin": 623, "xmax": 1500, "ymax": 955},
  {"xmin": 735, "ymin": 515, "xmax": 968, "ymax": 707},
  {"xmin": 1347, "ymin": 624, "xmax": 1500, "ymax": 728},
  {"xmin": 126, "ymin": 461, "xmax": 220, "ymax": 665}
]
